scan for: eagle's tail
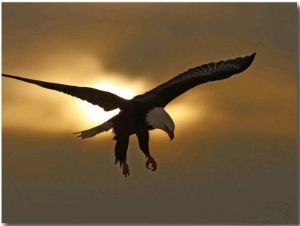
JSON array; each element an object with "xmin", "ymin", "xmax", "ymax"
[{"xmin": 74, "ymin": 121, "xmax": 113, "ymax": 139}]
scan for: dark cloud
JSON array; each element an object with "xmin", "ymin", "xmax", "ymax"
[
  {"xmin": 2, "ymin": 129, "xmax": 297, "ymax": 223},
  {"xmin": 3, "ymin": 3, "xmax": 297, "ymax": 81}
]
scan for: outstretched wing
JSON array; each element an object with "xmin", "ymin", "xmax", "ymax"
[
  {"xmin": 2, "ymin": 74, "xmax": 129, "ymax": 111},
  {"xmin": 140, "ymin": 53, "xmax": 256, "ymax": 107}
]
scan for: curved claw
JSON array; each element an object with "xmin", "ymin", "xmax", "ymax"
[
  {"xmin": 122, "ymin": 162, "xmax": 130, "ymax": 178},
  {"xmin": 146, "ymin": 156, "xmax": 157, "ymax": 171}
]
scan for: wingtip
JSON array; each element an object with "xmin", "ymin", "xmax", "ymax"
[
  {"xmin": 245, "ymin": 52, "xmax": 256, "ymax": 66},
  {"xmin": 2, "ymin": 74, "xmax": 23, "ymax": 82},
  {"xmin": 250, "ymin": 52, "xmax": 257, "ymax": 60}
]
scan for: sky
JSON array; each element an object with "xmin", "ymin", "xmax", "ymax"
[{"xmin": 1, "ymin": 3, "xmax": 298, "ymax": 224}]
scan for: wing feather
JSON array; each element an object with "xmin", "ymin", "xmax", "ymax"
[
  {"xmin": 141, "ymin": 53, "xmax": 256, "ymax": 107},
  {"xmin": 2, "ymin": 74, "xmax": 128, "ymax": 111}
]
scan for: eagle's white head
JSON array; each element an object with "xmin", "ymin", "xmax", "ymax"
[{"xmin": 146, "ymin": 107, "xmax": 175, "ymax": 140}]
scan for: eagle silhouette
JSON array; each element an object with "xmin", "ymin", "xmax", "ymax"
[{"xmin": 2, "ymin": 53, "xmax": 256, "ymax": 177}]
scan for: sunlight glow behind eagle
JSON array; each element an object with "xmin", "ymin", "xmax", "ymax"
[{"xmin": 2, "ymin": 53, "xmax": 256, "ymax": 177}]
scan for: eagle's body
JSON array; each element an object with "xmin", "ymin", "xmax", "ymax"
[{"xmin": 2, "ymin": 53, "xmax": 256, "ymax": 177}]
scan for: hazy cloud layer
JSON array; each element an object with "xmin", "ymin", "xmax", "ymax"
[{"xmin": 2, "ymin": 3, "xmax": 297, "ymax": 224}]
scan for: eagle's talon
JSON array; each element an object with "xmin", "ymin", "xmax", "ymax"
[
  {"xmin": 146, "ymin": 156, "xmax": 157, "ymax": 171},
  {"xmin": 151, "ymin": 165, "xmax": 157, "ymax": 171},
  {"xmin": 122, "ymin": 162, "xmax": 130, "ymax": 178}
]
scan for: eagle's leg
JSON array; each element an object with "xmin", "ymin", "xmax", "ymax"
[
  {"xmin": 137, "ymin": 130, "xmax": 157, "ymax": 171},
  {"xmin": 114, "ymin": 135, "xmax": 130, "ymax": 178}
]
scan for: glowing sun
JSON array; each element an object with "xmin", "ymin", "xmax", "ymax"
[{"xmin": 77, "ymin": 82, "xmax": 135, "ymax": 126}]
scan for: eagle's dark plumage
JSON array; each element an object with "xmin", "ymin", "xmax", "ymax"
[{"xmin": 2, "ymin": 53, "xmax": 256, "ymax": 177}]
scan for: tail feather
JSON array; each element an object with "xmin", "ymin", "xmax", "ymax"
[{"xmin": 74, "ymin": 121, "xmax": 113, "ymax": 139}]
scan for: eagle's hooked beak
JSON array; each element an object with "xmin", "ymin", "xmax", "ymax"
[{"xmin": 165, "ymin": 128, "xmax": 174, "ymax": 141}]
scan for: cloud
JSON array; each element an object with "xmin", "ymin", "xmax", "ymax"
[
  {"xmin": 3, "ymin": 3, "xmax": 296, "ymax": 80},
  {"xmin": 2, "ymin": 3, "xmax": 297, "ymax": 223}
]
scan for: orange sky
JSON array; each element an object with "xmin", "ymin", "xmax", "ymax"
[{"xmin": 2, "ymin": 3, "xmax": 298, "ymax": 224}]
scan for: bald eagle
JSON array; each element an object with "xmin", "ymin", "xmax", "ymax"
[{"xmin": 2, "ymin": 53, "xmax": 256, "ymax": 177}]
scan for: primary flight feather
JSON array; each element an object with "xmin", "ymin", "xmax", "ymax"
[{"xmin": 2, "ymin": 53, "xmax": 256, "ymax": 177}]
